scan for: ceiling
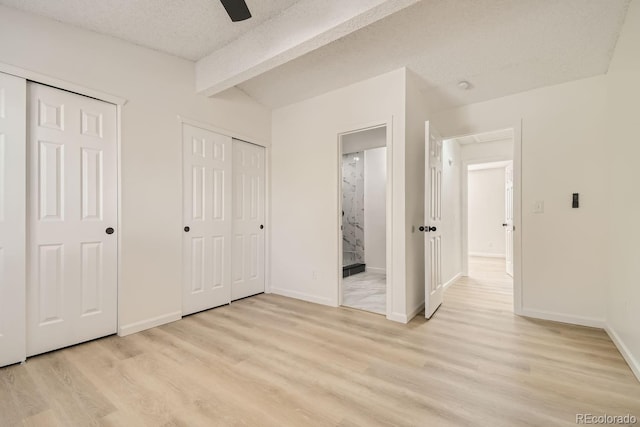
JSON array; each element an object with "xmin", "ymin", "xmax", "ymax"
[
  {"xmin": 236, "ymin": 0, "xmax": 630, "ymax": 109},
  {"xmin": 1, "ymin": 0, "xmax": 630, "ymax": 111},
  {"xmin": 0, "ymin": 0, "xmax": 300, "ymax": 61}
]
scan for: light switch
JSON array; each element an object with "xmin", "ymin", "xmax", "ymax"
[{"xmin": 533, "ymin": 201, "xmax": 544, "ymax": 214}]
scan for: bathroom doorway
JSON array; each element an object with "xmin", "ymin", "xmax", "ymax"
[{"xmin": 339, "ymin": 125, "xmax": 388, "ymax": 315}]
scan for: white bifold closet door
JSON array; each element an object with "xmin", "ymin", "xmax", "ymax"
[
  {"xmin": 27, "ymin": 83, "xmax": 118, "ymax": 357},
  {"xmin": 231, "ymin": 139, "xmax": 265, "ymax": 301},
  {"xmin": 182, "ymin": 124, "xmax": 232, "ymax": 315},
  {"xmin": 0, "ymin": 72, "xmax": 27, "ymax": 367}
]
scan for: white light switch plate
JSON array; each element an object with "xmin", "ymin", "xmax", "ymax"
[{"xmin": 533, "ymin": 201, "xmax": 544, "ymax": 214}]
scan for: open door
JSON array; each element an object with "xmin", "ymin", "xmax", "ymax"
[
  {"xmin": 424, "ymin": 121, "xmax": 444, "ymax": 319},
  {"xmin": 504, "ymin": 162, "xmax": 514, "ymax": 277}
]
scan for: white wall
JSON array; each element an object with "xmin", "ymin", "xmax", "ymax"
[
  {"xmin": 434, "ymin": 75, "xmax": 608, "ymax": 326},
  {"xmin": 271, "ymin": 68, "xmax": 408, "ymax": 320},
  {"xmin": 342, "ymin": 126, "xmax": 386, "ymax": 153},
  {"xmin": 0, "ymin": 6, "xmax": 271, "ymax": 333},
  {"xmin": 461, "ymin": 139, "xmax": 513, "ymax": 163},
  {"xmin": 404, "ymin": 70, "xmax": 430, "ymax": 318},
  {"xmin": 605, "ymin": 0, "xmax": 640, "ymax": 379},
  {"xmin": 364, "ymin": 147, "xmax": 387, "ymax": 272},
  {"xmin": 442, "ymin": 139, "xmax": 462, "ymax": 285},
  {"xmin": 468, "ymin": 167, "xmax": 506, "ymax": 257}
]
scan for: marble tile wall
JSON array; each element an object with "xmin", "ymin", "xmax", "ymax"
[{"xmin": 342, "ymin": 152, "xmax": 365, "ymax": 266}]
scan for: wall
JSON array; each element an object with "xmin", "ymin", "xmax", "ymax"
[
  {"xmin": 271, "ymin": 68, "xmax": 408, "ymax": 320},
  {"xmin": 468, "ymin": 167, "xmax": 506, "ymax": 257},
  {"xmin": 441, "ymin": 139, "xmax": 462, "ymax": 285},
  {"xmin": 342, "ymin": 152, "xmax": 365, "ymax": 266},
  {"xmin": 434, "ymin": 75, "xmax": 608, "ymax": 326},
  {"xmin": 0, "ymin": 6, "xmax": 271, "ymax": 333},
  {"xmin": 364, "ymin": 147, "xmax": 387, "ymax": 272},
  {"xmin": 605, "ymin": 0, "xmax": 640, "ymax": 379},
  {"xmin": 461, "ymin": 139, "xmax": 513, "ymax": 163},
  {"xmin": 404, "ymin": 70, "xmax": 430, "ymax": 318},
  {"xmin": 342, "ymin": 126, "xmax": 386, "ymax": 153}
]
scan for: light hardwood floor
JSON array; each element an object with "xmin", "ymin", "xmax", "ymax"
[{"xmin": 1, "ymin": 258, "xmax": 639, "ymax": 426}]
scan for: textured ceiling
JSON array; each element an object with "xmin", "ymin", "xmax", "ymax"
[
  {"xmin": 0, "ymin": 0, "xmax": 300, "ymax": 60},
  {"xmin": 237, "ymin": 0, "xmax": 630, "ymax": 110}
]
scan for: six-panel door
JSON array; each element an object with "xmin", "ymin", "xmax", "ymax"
[
  {"xmin": 424, "ymin": 121, "xmax": 444, "ymax": 319},
  {"xmin": 27, "ymin": 83, "xmax": 118, "ymax": 357},
  {"xmin": 182, "ymin": 124, "xmax": 232, "ymax": 315},
  {"xmin": 0, "ymin": 72, "xmax": 27, "ymax": 367},
  {"xmin": 232, "ymin": 139, "xmax": 265, "ymax": 301}
]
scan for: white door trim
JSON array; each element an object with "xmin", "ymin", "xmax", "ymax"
[
  {"xmin": 336, "ymin": 118, "xmax": 393, "ymax": 320},
  {"xmin": 0, "ymin": 62, "xmax": 127, "ymax": 106},
  {"xmin": 450, "ymin": 121, "xmax": 523, "ymax": 315}
]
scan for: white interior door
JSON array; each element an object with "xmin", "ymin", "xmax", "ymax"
[
  {"xmin": 505, "ymin": 162, "xmax": 514, "ymax": 277},
  {"xmin": 424, "ymin": 121, "xmax": 444, "ymax": 319},
  {"xmin": 231, "ymin": 139, "xmax": 265, "ymax": 301},
  {"xmin": 182, "ymin": 124, "xmax": 232, "ymax": 315},
  {"xmin": 0, "ymin": 72, "xmax": 26, "ymax": 367},
  {"xmin": 27, "ymin": 83, "xmax": 118, "ymax": 357}
]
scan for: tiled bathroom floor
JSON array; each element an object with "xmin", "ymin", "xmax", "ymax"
[{"xmin": 342, "ymin": 271, "xmax": 386, "ymax": 315}]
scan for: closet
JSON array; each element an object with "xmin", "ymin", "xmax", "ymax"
[
  {"xmin": 0, "ymin": 72, "xmax": 118, "ymax": 367},
  {"xmin": 182, "ymin": 125, "xmax": 265, "ymax": 315}
]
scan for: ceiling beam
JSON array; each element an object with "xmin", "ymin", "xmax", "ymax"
[{"xmin": 196, "ymin": 0, "xmax": 419, "ymax": 97}]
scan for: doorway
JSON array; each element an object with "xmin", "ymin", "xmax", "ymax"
[
  {"xmin": 439, "ymin": 127, "xmax": 520, "ymax": 313},
  {"xmin": 338, "ymin": 126, "xmax": 388, "ymax": 315}
]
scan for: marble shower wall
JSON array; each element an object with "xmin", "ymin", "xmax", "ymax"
[{"xmin": 342, "ymin": 152, "xmax": 365, "ymax": 266}]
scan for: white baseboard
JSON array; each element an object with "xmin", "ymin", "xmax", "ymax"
[
  {"xmin": 605, "ymin": 325, "xmax": 640, "ymax": 382},
  {"xmin": 118, "ymin": 311, "xmax": 182, "ymax": 337},
  {"xmin": 365, "ymin": 267, "xmax": 386, "ymax": 274},
  {"xmin": 469, "ymin": 252, "xmax": 506, "ymax": 258},
  {"xmin": 443, "ymin": 272, "xmax": 462, "ymax": 290},
  {"xmin": 388, "ymin": 312, "xmax": 408, "ymax": 323},
  {"xmin": 270, "ymin": 287, "xmax": 334, "ymax": 307},
  {"xmin": 519, "ymin": 308, "xmax": 605, "ymax": 329}
]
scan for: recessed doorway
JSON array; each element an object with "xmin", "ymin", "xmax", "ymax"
[{"xmin": 338, "ymin": 125, "xmax": 388, "ymax": 315}]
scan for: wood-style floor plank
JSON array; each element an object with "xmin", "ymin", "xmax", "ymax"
[{"xmin": 1, "ymin": 257, "xmax": 638, "ymax": 426}]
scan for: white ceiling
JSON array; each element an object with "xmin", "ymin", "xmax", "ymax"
[
  {"xmin": 0, "ymin": 0, "xmax": 300, "ymax": 61},
  {"xmin": 1, "ymin": 0, "xmax": 630, "ymax": 111},
  {"xmin": 236, "ymin": 0, "xmax": 630, "ymax": 109}
]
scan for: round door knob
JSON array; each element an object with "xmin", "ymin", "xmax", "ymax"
[
  {"xmin": 105, "ymin": 227, "xmax": 114, "ymax": 235},
  {"xmin": 429, "ymin": 226, "xmax": 437, "ymax": 232},
  {"xmin": 502, "ymin": 223, "xmax": 508, "ymax": 227},
  {"xmin": 260, "ymin": 224, "xmax": 264, "ymax": 230},
  {"xmin": 419, "ymin": 226, "xmax": 425, "ymax": 232},
  {"xmin": 184, "ymin": 226, "xmax": 190, "ymax": 232}
]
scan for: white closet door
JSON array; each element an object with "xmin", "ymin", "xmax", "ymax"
[
  {"xmin": 182, "ymin": 124, "xmax": 232, "ymax": 315},
  {"xmin": 0, "ymin": 72, "xmax": 26, "ymax": 367},
  {"xmin": 231, "ymin": 140, "xmax": 265, "ymax": 301},
  {"xmin": 27, "ymin": 83, "xmax": 118, "ymax": 357}
]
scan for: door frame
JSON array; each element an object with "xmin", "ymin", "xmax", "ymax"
[
  {"xmin": 0, "ymin": 61, "xmax": 126, "ymax": 340},
  {"xmin": 446, "ymin": 122, "xmax": 523, "ymax": 315},
  {"xmin": 177, "ymin": 116, "xmax": 271, "ymax": 300},
  {"xmin": 336, "ymin": 118, "xmax": 393, "ymax": 319}
]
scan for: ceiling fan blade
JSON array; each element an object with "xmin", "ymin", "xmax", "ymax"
[{"xmin": 220, "ymin": 0, "xmax": 252, "ymax": 22}]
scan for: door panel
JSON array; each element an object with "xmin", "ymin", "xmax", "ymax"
[
  {"xmin": 505, "ymin": 162, "xmax": 514, "ymax": 277},
  {"xmin": 424, "ymin": 121, "xmax": 444, "ymax": 319},
  {"xmin": 0, "ymin": 72, "xmax": 26, "ymax": 367},
  {"xmin": 27, "ymin": 83, "xmax": 118, "ymax": 357},
  {"xmin": 231, "ymin": 139, "xmax": 265, "ymax": 301},
  {"xmin": 182, "ymin": 125, "xmax": 232, "ymax": 315}
]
